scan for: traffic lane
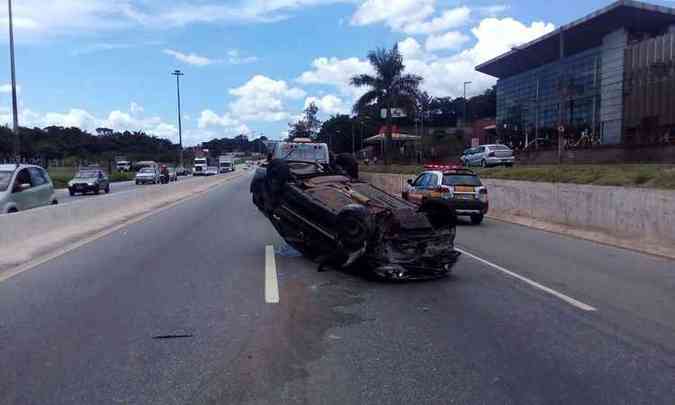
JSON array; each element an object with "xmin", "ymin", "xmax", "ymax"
[
  {"xmin": 0, "ymin": 173, "xmax": 275, "ymax": 405},
  {"xmin": 2, "ymin": 172, "xmax": 673, "ymax": 404},
  {"xmin": 54, "ymin": 180, "xmax": 138, "ymax": 204},
  {"xmin": 455, "ymin": 217, "xmax": 675, "ymax": 351}
]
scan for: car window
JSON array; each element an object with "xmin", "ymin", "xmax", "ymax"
[
  {"xmin": 0, "ymin": 170, "xmax": 13, "ymax": 191},
  {"xmin": 28, "ymin": 167, "xmax": 48, "ymax": 186},
  {"xmin": 492, "ymin": 145, "xmax": 511, "ymax": 151},
  {"xmin": 413, "ymin": 174, "xmax": 427, "ymax": 187},
  {"xmin": 443, "ymin": 174, "xmax": 482, "ymax": 186},
  {"xmin": 478, "ymin": 146, "xmax": 485, "ymax": 153},
  {"xmin": 15, "ymin": 168, "xmax": 33, "ymax": 189},
  {"xmin": 426, "ymin": 174, "xmax": 439, "ymax": 188}
]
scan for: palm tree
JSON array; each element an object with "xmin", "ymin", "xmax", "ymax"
[
  {"xmin": 417, "ymin": 91, "xmax": 434, "ymax": 137},
  {"xmin": 350, "ymin": 45, "xmax": 422, "ymax": 164}
]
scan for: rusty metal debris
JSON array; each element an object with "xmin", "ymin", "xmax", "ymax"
[{"xmin": 250, "ymin": 156, "xmax": 460, "ymax": 280}]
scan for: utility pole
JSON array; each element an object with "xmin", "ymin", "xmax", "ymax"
[
  {"xmin": 171, "ymin": 70, "xmax": 184, "ymax": 168},
  {"xmin": 7, "ymin": 0, "xmax": 20, "ymax": 163},
  {"xmin": 463, "ymin": 81, "xmax": 472, "ymax": 128}
]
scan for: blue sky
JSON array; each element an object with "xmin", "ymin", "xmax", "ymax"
[{"xmin": 0, "ymin": 0, "xmax": 673, "ymax": 144}]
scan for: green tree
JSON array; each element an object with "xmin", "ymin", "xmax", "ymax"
[
  {"xmin": 288, "ymin": 102, "xmax": 321, "ymax": 140},
  {"xmin": 350, "ymin": 44, "xmax": 422, "ymax": 164}
]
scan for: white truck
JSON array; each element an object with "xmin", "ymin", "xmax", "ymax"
[
  {"xmin": 218, "ymin": 156, "xmax": 235, "ymax": 173},
  {"xmin": 193, "ymin": 157, "xmax": 210, "ymax": 176},
  {"xmin": 115, "ymin": 157, "xmax": 131, "ymax": 172}
]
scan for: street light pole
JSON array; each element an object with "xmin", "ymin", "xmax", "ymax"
[
  {"xmin": 463, "ymin": 81, "xmax": 472, "ymax": 128},
  {"xmin": 171, "ymin": 70, "xmax": 184, "ymax": 168},
  {"xmin": 7, "ymin": 0, "xmax": 20, "ymax": 162}
]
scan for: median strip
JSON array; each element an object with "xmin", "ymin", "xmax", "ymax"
[{"xmin": 456, "ymin": 247, "xmax": 597, "ymax": 312}]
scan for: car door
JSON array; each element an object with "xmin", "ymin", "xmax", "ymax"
[
  {"xmin": 29, "ymin": 167, "xmax": 53, "ymax": 207},
  {"xmin": 407, "ymin": 174, "xmax": 430, "ymax": 205},
  {"xmin": 425, "ymin": 173, "xmax": 441, "ymax": 199},
  {"xmin": 12, "ymin": 168, "xmax": 35, "ymax": 210},
  {"xmin": 473, "ymin": 146, "xmax": 485, "ymax": 166}
]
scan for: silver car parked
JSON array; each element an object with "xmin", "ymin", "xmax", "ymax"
[
  {"xmin": 0, "ymin": 164, "xmax": 58, "ymax": 214},
  {"xmin": 461, "ymin": 144, "xmax": 515, "ymax": 168}
]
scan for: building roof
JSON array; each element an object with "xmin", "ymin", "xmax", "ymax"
[
  {"xmin": 475, "ymin": 0, "xmax": 675, "ymax": 79},
  {"xmin": 364, "ymin": 133, "xmax": 420, "ymax": 144}
]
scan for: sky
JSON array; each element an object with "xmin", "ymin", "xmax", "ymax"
[{"xmin": 0, "ymin": 0, "xmax": 673, "ymax": 145}]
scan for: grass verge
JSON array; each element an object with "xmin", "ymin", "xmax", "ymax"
[{"xmin": 360, "ymin": 163, "xmax": 675, "ymax": 190}]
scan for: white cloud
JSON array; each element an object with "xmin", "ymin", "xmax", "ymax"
[
  {"xmin": 304, "ymin": 17, "xmax": 555, "ymax": 100},
  {"xmin": 0, "ymin": 0, "xmax": 350, "ymax": 38},
  {"xmin": 297, "ymin": 57, "xmax": 373, "ymax": 98},
  {"xmin": 351, "ymin": 1, "xmax": 470, "ymax": 34},
  {"xmin": 0, "ymin": 84, "xmax": 20, "ymax": 94},
  {"xmin": 351, "ymin": 0, "xmax": 435, "ymax": 32},
  {"xmin": 163, "ymin": 49, "xmax": 216, "ymax": 66},
  {"xmin": 229, "ymin": 75, "xmax": 306, "ymax": 122},
  {"xmin": 305, "ymin": 95, "xmax": 347, "ymax": 115},
  {"xmin": 398, "ymin": 37, "xmax": 424, "ymax": 60},
  {"xmin": 198, "ymin": 110, "xmax": 240, "ymax": 129},
  {"xmin": 227, "ymin": 49, "xmax": 258, "ymax": 65},
  {"xmin": 402, "ymin": 7, "xmax": 471, "ymax": 34},
  {"xmin": 425, "ymin": 31, "xmax": 470, "ymax": 51},
  {"xmin": 4, "ymin": 102, "xmax": 179, "ymax": 141},
  {"xmin": 130, "ymin": 101, "xmax": 144, "ymax": 116},
  {"xmin": 478, "ymin": 5, "xmax": 510, "ymax": 17}
]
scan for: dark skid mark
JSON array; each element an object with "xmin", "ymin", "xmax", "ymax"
[{"xmin": 152, "ymin": 334, "xmax": 194, "ymax": 340}]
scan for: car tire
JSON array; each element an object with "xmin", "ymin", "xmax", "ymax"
[
  {"xmin": 265, "ymin": 159, "xmax": 290, "ymax": 196},
  {"xmin": 135, "ymin": 180, "xmax": 140, "ymax": 185},
  {"xmin": 481, "ymin": 160, "xmax": 487, "ymax": 168},
  {"xmin": 7, "ymin": 207, "xmax": 18, "ymax": 213},
  {"xmin": 69, "ymin": 189, "xmax": 75, "ymax": 196},
  {"xmin": 105, "ymin": 185, "xmax": 110, "ymax": 193},
  {"xmin": 52, "ymin": 199, "xmax": 58, "ymax": 205},
  {"xmin": 336, "ymin": 204, "xmax": 371, "ymax": 251},
  {"xmin": 471, "ymin": 214, "xmax": 484, "ymax": 225},
  {"xmin": 333, "ymin": 153, "xmax": 359, "ymax": 179}
]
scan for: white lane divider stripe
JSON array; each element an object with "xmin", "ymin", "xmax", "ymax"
[
  {"xmin": 455, "ymin": 247, "xmax": 597, "ymax": 312},
  {"xmin": 265, "ymin": 245, "xmax": 280, "ymax": 303}
]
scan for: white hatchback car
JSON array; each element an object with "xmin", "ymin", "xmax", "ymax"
[{"xmin": 0, "ymin": 164, "xmax": 58, "ymax": 214}]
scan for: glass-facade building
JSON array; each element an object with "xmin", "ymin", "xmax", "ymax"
[{"xmin": 476, "ymin": 0, "xmax": 675, "ymax": 146}]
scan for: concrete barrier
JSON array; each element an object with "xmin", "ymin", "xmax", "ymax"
[
  {"xmin": 0, "ymin": 172, "xmax": 245, "ymax": 271},
  {"xmin": 361, "ymin": 172, "xmax": 675, "ymax": 258}
]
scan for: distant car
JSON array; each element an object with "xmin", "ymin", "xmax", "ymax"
[
  {"xmin": 403, "ymin": 165, "xmax": 488, "ymax": 224},
  {"xmin": 462, "ymin": 144, "xmax": 514, "ymax": 168},
  {"xmin": 135, "ymin": 167, "xmax": 160, "ymax": 184},
  {"xmin": 176, "ymin": 166, "xmax": 189, "ymax": 176},
  {"xmin": 0, "ymin": 164, "xmax": 58, "ymax": 214},
  {"xmin": 67, "ymin": 168, "xmax": 110, "ymax": 196},
  {"xmin": 205, "ymin": 166, "xmax": 219, "ymax": 176},
  {"xmin": 168, "ymin": 167, "xmax": 178, "ymax": 182}
]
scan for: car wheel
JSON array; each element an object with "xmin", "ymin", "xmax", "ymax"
[
  {"xmin": 52, "ymin": 199, "xmax": 58, "ymax": 205},
  {"xmin": 7, "ymin": 207, "xmax": 18, "ymax": 213},
  {"xmin": 135, "ymin": 180, "xmax": 140, "ymax": 185},
  {"xmin": 69, "ymin": 189, "xmax": 75, "ymax": 196},
  {"xmin": 265, "ymin": 159, "xmax": 290, "ymax": 196},
  {"xmin": 333, "ymin": 153, "xmax": 359, "ymax": 179},
  {"xmin": 470, "ymin": 214, "xmax": 484, "ymax": 225},
  {"xmin": 105, "ymin": 185, "xmax": 110, "ymax": 193},
  {"xmin": 481, "ymin": 160, "xmax": 487, "ymax": 168}
]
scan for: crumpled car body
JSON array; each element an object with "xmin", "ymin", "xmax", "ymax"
[{"xmin": 251, "ymin": 159, "xmax": 460, "ymax": 280}]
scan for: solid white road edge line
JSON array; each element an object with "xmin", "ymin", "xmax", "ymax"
[
  {"xmin": 265, "ymin": 245, "xmax": 280, "ymax": 304},
  {"xmin": 455, "ymin": 247, "xmax": 597, "ymax": 312}
]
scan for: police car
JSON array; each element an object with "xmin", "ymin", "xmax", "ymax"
[{"xmin": 403, "ymin": 165, "xmax": 489, "ymax": 224}]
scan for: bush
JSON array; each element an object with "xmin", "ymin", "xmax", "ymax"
[{"xmin": 110, "ymin": 172, "xmax": 135, "ymax": 182}]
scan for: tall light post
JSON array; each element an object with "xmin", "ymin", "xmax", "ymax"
[
  {"xmin": 463, "ymin": 81, "xmax": 472, "ymax": 128},
  {"xmin": 7, "ymin": 0, "xmax": 20, "ymax": 162},
  {"xmin": 171, "ymin": 70, "xmax": 184, "ymax": 167}
]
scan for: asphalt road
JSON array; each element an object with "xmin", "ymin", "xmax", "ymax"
[{"xmin": 1, "ymin": 172, "xmax": 674, "ymax": 404}]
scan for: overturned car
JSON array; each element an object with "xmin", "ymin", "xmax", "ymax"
[{"xmin": 251, "ymin": 156, "xmax": 460, "ymax": 280}]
